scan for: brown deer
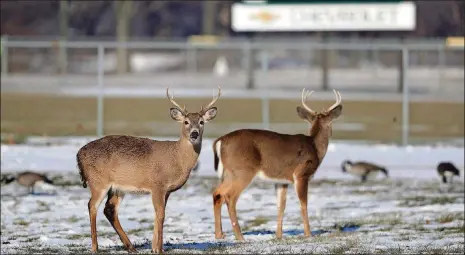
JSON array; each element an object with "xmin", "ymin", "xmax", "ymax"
[
  {"xmin": 212, "ymin": 89, "xmax": 342, "ymax": 241},
  {"xmin": 76, "ymin": 86, "xmax": 220, "ymax": 253}
]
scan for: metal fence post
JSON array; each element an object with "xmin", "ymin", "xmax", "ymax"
[
  {"xmin": 1, "ymin": 36, "xmax": 8, "ymax": 75},
  {"xmin": 261, "ymin": 92, "xmax": 270, "ymax": 130},
  {"xmin": 438, "ymin": 45, "xmax": 445, "ymax": 91},
  {"xmin": 97, "ymin": 44, "xmax": 105, "ymax": 137},
  {"xmin": 245, "ymin": 39, "xmax": 255, "ymax": 89},
  {"xmin": 186, "ymin": 43, "xmax": 197, "ymax": 73},
  {"xmin": 58, "ymin": 39, "xmax": 68, "ymax": 74},
  {"xmin": 259, "ymin": 50, "xmax": 269, "ymax": 72},
  {"xmin": 401, "ymin": 47, "xmax": 410, "ymax": 146}
]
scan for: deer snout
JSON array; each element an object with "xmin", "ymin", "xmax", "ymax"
[{"xmin": 190, "ymin": 130, "xmax": 200, "ymax": 140}]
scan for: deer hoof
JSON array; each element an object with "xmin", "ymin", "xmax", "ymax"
[
  {"xmin": 128, "ymin": 246, "xmax": 138, "ymax": 253},
  {"xmin": 151, "ymin": 248, "xmax": 163, "ymax": 254}
]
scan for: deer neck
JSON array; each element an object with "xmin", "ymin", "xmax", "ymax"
[
  {"xmin": 177, "ymin": 135, "xmax": 201, "ymax": 171},
  {"xmin": 309, "ymin": 121, "xmax": 332, "ymax": 162}
]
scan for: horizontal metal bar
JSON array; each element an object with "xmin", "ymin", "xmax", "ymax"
[
  {"xmin": 3, "ymin": 40, "xmax": 463, "ymax": 52},
  {"xmin": 55, "ymin": 88, "xmax": 464, "ymax": 103}
]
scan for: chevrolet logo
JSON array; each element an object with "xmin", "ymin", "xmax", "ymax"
[{"xmin": 249, "ymin": 11, "xmax": 279, "ymax": 23}]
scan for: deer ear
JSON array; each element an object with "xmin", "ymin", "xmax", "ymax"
[
  {"xmin": 329, "ymin": 105, "xmax": 343, "ymax": 120},
  {"xmin": 202, "ymin": 107, "xmax": 217, "ymax": 122},
  {"xmin": 296, "ymin": 106, "xmax": 315, "ymax": 122},
  {"xmin": 170, "ymin": 108, "xmax": 184, "ymax": 122}
]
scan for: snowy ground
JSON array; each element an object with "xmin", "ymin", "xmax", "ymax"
[{"xmin": 1, "ymin": 137, "xmax": 464, "ymax": 254}]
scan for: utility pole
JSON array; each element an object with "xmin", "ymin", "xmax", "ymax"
[{"xmin": 115, "ymin": 0, "xmax": 132, "ymax": 74}]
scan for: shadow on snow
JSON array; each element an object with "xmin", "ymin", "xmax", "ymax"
[{"xmin": 132, "ymin": 225, "xmax": 360, "ymax": 251}]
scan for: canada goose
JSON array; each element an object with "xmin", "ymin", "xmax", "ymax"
[
  {"xmin": 437, "ymin": 162, "xmax": 460, "ymax": 184},
  {"xmin": 3, "ymin": 171, "xmax": 54, "ymax": 194},
  {"xmin": 341, "ymin": 160, "xmax": 389, "ymax": 182}
]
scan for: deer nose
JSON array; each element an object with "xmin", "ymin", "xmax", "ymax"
[{"xmin": 190, "ymin": 131, "xmax": 199, "ymax": 139}]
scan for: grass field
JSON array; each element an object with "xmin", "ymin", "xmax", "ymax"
[
  {"xmin": 1, "ymin": 92, "xmax": 463, "ymax": 144},
  {"xmin": 1, "ymin": 174, "xmax": 464, "ymax": 254}
]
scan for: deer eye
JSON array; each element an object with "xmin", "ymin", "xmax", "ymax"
[
  {"xmin": 199, "ymin": 120, "xmax": 204, "ymax": 125},
  {"xmin": 184, "ymin": 121, "xmax": 189, "ymax": 125}
]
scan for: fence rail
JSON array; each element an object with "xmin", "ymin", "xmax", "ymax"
[{"xmin": 1, "ymin": 37, "xmax": 464, "ymax": 146}]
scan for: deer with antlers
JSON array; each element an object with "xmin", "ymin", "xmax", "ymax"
[
  {"xmin": 212, "ymin": 89, "xmax": 342, "ymax": 241},
  {"xmin": 76, "ymin": 86, "xmax": 221, "ymax": 253}
]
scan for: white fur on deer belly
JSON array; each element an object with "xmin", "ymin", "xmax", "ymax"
[
  {"xmin": 255, "ymin": 171, "xmax": 292, "ymax": 184},
  {"xmin": 111, "ymin": 183, "xmax": 151, "ymax": 194}
]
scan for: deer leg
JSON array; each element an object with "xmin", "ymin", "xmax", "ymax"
[
  {"xmin": 88, "ymin": 188, "xmax": 108, "ymax": 253},
  {"xmin": 225, "ymin": 193, "xmax": 244, "ymax": 241},
  {"xmin": 103, "ymin": 190, "xmax": 136, "ymax": 253},
  {"xmin": 275, "ymin": 184, "xmax": 288, "ymax": 239},
  {"xmin": 224, "ymin": 178, "xmax": 254, "ymax": 242},
  {"xmin": 213, "ymin": 182, "xmax": 227, "ymax": 239},
  {"xmin": 295, "ymin": 177, "xmax": 311, "ymax": 237},
  {"xmin": 151, "ymin": 190, "xmax": 167, "ymax": 254}
]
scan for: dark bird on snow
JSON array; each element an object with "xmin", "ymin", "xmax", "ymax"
[
  {"xmin": 341, "ymin": 160, "xmax": 389, "ymax": 182},
  {"xmin": 2, "ymin": 171, "xmax": 54, "ymax": 194},
  {"xmin": 436, "ymin": 161, "xmax": 460, "ymax": 184}
]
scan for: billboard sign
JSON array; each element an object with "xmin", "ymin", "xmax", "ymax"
[{"xmin": 232, "ymin": 1, "xmax": 416, "ymax": 31}]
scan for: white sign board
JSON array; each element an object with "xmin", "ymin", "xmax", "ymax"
[{"xmin": 231, "ymin": 2, "xmax": 416, "ymax": 31}]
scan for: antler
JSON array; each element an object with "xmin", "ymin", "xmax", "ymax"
[
  {"xmin": 327, "ymin": 89, "xmax": 342, "ymax": 112},
  {"xmin": 200, "ymin": 86, "xmax": 221, "ymax": 112},
  {"xmin": 166, "ymin": 87, "xmax": 187, "ymax": 114},
  {"xmin": 301, "ymin": 88, "xmax": 317, "ymax": 115}
]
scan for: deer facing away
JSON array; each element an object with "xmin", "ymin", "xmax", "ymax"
[
  {"xmin": 76, "ymin": 86, "xmax": 220, "ymax": 253},
  {"xmin": 212, "ymin": 89, "xmax": 342, "ymax": 241}
]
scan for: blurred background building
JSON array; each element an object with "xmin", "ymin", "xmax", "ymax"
[{"xmin": 0, "ymin": 0, "xmax": 463, "ymax": 146}]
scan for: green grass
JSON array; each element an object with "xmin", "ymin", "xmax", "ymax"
[
  {"xmin": 324, "ymin": 238, "xmax": 359, "ymax": 254},
  {"xmin": 127, "ymin": 225, "xmax": 154, "ymax": 235},
  {"xmin": 337, "ymin": 215, "xmax": 403, "ymax": 227},
  {"xmin": 436, "ymin": 212, "xmax": 464, "ymax": 224},
  {"xmin": 14, "ymin": 219, "xmax": 30, "ymax": 226},
  {"xmin": 139, "ymin": 218, "xmax": 151, "ymax": 224},
  {"xmin": 66, "ymin": 215, "xmax": 81, "ymax": 224},
  {"xmin": 67, "ymin": 233, "xmax": 91, "ymax": 240},
  {"xmin": 398, "ymin": 195, "xmax": 459, "ymax": 207},
  {"xmin": 2, "ymin": 92, "xmax": 463, "ymax": 143},
  {"xmin": 243, "ymin": 216, "xmax": 271, "ymax": 231},
  {"xmin": 36, "ymin": 201, "xmax": 51, "ymax": 212}
]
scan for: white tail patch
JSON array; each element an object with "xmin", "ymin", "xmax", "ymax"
[{"xmin": 216, "ymin": 140, "xmax": 224, "ymax": 179}]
